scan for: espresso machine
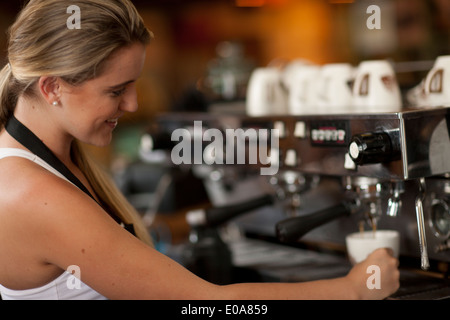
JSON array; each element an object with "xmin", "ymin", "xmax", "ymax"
[{"xmin": 142, "ymin": 106, "xmax": 450, "ymax": 299}]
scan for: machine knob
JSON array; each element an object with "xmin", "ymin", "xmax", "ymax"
[{"xmin": 349, "ymin": 132, "xmax": 395, "ymax": 165}]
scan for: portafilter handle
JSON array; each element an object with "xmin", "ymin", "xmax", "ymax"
[
  {"xmin": 276, "ymin": 202, "xmax": 351, "ymax": 243},
  {"xmin": 187, "ymin": 194, "xmax": 275, "ymax": 228}
]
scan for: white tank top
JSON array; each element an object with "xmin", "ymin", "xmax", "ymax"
[{"xmin": 0, "ymin": 148, "xmax": 107, "ymax": 300}]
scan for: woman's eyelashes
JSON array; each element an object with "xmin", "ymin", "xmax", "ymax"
[{"xmin": 111, "ymin": 87, "xmax": 126, "ymax": 97}]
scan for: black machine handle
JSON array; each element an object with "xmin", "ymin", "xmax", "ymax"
[
  {"xmin": 205, "ymin": 194, "xmax": 274, "ymax": 228},
  {"xmin": 276, "ymin": 202, "xmax": 351, "ymax": 243}
]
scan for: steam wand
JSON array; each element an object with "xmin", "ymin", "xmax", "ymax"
[{"xmin": 415, "ymin": 178, "xmax": 430, "ymax": 270}]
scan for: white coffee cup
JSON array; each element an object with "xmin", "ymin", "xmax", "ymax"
[
  {"xmin": 280, "ymin": 59, "xmax": 311, "ymax": 91},
  {"xmin": 345, "ymin": 230, "xmax": 400, "ymax": 265},
  {"xmin": 314, "ymin": 63, "xmax": 354, "ymax": 114},
  {"xmin": 422, "ymin": 55, "xmax": 450, "ymax": 108},
  {"xmin": 246, "ymin": 67, "xmax": 288, "ymax": 116},
  {"xmin": 406, "ymin": 79, "xmax": 426, "ymax": 108},
  {"xmin": 282, "ymin": 62, "xmax": 320, "ymax": 115},
  {"xmin": 352, "ymin": 60, "xmax": 402, "ymax": 113}
]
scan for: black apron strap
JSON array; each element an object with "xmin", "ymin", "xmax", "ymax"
[
  {"xmin": 6, "ymin": 115, "xmax": 96, "ymax": 202},
  {"xmin": 5, "ymin": 115, "xmax": 136, "ymax": 236}
]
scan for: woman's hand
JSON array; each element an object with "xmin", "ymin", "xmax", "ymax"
[{"xmin": 345, "ymin": 248, "xmax": 400, "ymax": 299}]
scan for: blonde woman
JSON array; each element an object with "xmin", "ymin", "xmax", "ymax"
[{"xmin": 0, "ymin": 0, "xmax": 399, "ymax": 300}]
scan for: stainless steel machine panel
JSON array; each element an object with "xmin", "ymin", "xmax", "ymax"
[
  {"xmin": 146, "ymin": 107, "xmax": 450, "ymax": 299},
  {"xmin": 240, "ymin": 107, "xmax": 450, "ymax": 180}
]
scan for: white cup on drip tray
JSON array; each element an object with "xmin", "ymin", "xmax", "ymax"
[{"xmin": 345, "ymin": 229, "xmax": 400, "ymax": 265}]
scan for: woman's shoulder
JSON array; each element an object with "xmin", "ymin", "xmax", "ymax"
[
  {"xmin": 0, "ymin": 151, "xmax": 119, "ymax": 258},
  {"xmin": 0, "ymin": 152, "xmax": 116, "ymax": 292},
  {"xmin": 0, "ymin": 153, "xmax": 94, "ymax": 231},
  {"xmin": 0, "ymin": 153, "xmax": 67, "ymax": 205}
]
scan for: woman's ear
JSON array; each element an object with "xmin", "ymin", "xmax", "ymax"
[{"xmin": 38, "ymin": 76, "xmax": 61, "ymax": 106}]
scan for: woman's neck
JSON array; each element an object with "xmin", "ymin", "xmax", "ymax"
[{"xmin": 11, "ymin": 97, "xmax": 74, "ymax": 166}]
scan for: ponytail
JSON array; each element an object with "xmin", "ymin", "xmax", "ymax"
[
  {"xmin": 72, "ymin": 141, "xmax": 153, "ymax": 247},
  {"xmin": 0, "ymin": 63, "xmax": 15, "ymax": 128}
]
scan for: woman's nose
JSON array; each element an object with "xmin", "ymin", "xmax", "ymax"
[{"xmin": 120, "ymin": 89, "xmax": 139, "ymax": 113}]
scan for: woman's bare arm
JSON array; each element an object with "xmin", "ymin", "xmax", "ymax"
[{"xmin": 6, "ymin": 161, "xmax": 399, "ymax": 300}]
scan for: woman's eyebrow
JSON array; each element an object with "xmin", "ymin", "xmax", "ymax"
[{"xmin": 108, "ymin": 80, "xmax": 135, "ymax": 89}]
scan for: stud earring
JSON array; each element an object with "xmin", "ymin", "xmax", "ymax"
[{"xmin": 52, "ymin": 101, "xmax": 59, "ymax": 106}]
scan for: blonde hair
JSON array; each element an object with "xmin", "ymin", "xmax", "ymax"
[{"xmin": 0, "ymin": 0, "xmax": 153, "ymax": 245}]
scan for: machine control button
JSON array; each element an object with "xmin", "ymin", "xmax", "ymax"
[
  {"xmin": 344, "ymin": 153, "xmax": 356, "ymax": 170},
  {"xmin": 349, "ymin": 132, "xmax": 396, "ymax": 165},
  {"xmin": 349, "ymin": 142, "xmax": 360, "ymax": 160},
  {"xmin": 273, "ymin": 121, "xmax": 286, "ymax": 138},
  {"xmin": 294, "ymin": 121, "xmax": 306, "ymax": 138},
  {"xmin": 285, "ymin": 149, "xmax": 297, "ymax": 166}
]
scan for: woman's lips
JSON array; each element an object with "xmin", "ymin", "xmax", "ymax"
[{"xmin": 106, "ymin": 118, "xmax": 118, "ymax": 128}]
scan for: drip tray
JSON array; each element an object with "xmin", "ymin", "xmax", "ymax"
[
  {"xmin": 389, "ymin": 270, "xmax": 450, "ymax": 300},
  {"xmin": 228, "ymin": 238, "xmax": 450, "ymax": 300},
  {"xmin": 229, "ymin": 238, "xmax": 352, "ymax": 282}
]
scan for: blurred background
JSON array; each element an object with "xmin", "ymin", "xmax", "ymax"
[{"xmin": 1, "ymin": 0, "xmax": 449, "ymax": 165}]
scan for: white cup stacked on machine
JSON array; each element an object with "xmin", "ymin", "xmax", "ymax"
[
  {"xmin": 406, "ymin": 55, "xmax": 450, "ymax": 109},
  {"xmin": 313, "ymin": 62, "xmax": 354, "ymax": 114},
  {"xmin": 281, "ymin": 59, "xmax": 402, "ymax": 115},
  {"xmin": 282, "ymin": 61, "xmax": 321, "ymax": 115},
  {"xmin": 246, "ymin": 66, "xmax": 288, "ymax": 116},
  {"xmin": 351, "ymin": 60, "xmax": 402, "ymax": 113},
  {"xmin": 245, "ymin": 58, "xmax": 408, "ymax": 116}
]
